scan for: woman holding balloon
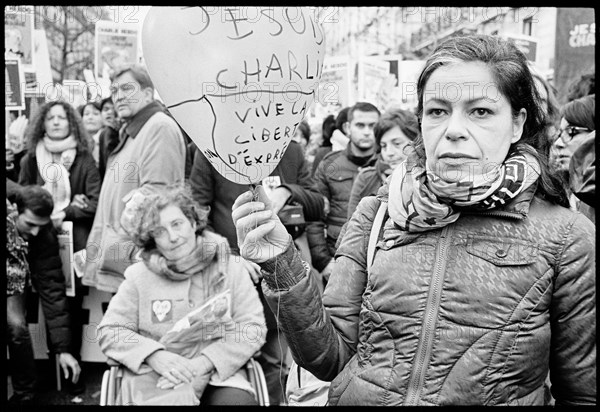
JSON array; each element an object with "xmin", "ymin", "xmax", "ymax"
[{"xmin": 231, "ymin": 35, "xmax": 595, "ymax": 405}]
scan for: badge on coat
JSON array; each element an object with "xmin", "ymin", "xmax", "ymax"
[{"xmin": 151, "ymin": 299, "xmax": 173, "ymax": 323}]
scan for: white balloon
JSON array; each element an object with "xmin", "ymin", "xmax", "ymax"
[{"xmin": 142, "ymin": 7, "xmax": 326, "ymax": 184}]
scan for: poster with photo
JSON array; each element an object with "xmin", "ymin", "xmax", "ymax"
[
  {"xmin": 5, "ymin": 59, "xmax": 25, "ymax": 110},
  {"xmin": 94, "ymin": 20, "xmax": 139, "ymax": 80},
  {"xmin": 57, "ymin": 221, "xmax": 76, "ymax": 297},
  {"xmin": 4, "ymin": 5, "xmax": 35, "ymax": 69}
]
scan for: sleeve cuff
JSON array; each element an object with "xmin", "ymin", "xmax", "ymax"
[{"xmin": 259, "ymin": 236, "xmax": 309, "ymax": 291}]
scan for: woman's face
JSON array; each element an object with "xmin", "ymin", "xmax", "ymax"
[
  {"xmin": 153, "ymin": 205, "xmax": 197, "ymax": 261},
  {"xmin": 421, "ymin": 61, "xmax": 526, "ymax": 182},
  {"xmin": 550, "ymin": 117, "xmax": 593, "ymax": 172},
  {"xmin": 44, "ymin": 105, "xmax": 70, "ymax": 140},
  {"xmin": 379, "ymin": 126, "xmax": 411, "ymax": 170},
  {"xmin": 101, "ymin": 102, "xmax": 116, "ymax": 127},
  {"xmin": 82, "ymin": 104, "xmax": 103, "ymax": 134}
]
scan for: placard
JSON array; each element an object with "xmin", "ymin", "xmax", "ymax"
[
  {"xmin": 4, "ymin": 5, "xmax": 35, "ymax": 68},
  {"xmin": 94, "ymin": 20, "xmax": 139, "ymax": 80},
  {"xmin": 5, "ymin": 59, "xmax": 25, "ymax": 110}
]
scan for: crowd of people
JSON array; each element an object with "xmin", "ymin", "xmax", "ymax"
[{"xmin": 6, "ymin": 34, "xmax": 595, "ymax": 406}]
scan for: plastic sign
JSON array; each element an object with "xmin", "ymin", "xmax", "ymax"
[{"xmin": 142, "ymin": 7, "xmax": 325, "ymax": 184}]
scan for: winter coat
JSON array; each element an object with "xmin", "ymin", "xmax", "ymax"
[
  {"xmin": 307, "ymin": 143, "xmax": 377, "ymax": 271},
  {"xmin": 346, "ymin": 156, "xmax": 393, "ymax": 221},
  {"xmin": 97, "ymin": 236, "xmax": 267, "ymax": 389},
  {"xmin": 261, "ymin": 186, "xmax": 596, "ymax": 406},
  {"xmin": 83, "ymin": 102, "xmax": 186, "ymax": 293},
  {"xmin": 19, "ymin": 149, "xmax": 101, "ymax": 253}
]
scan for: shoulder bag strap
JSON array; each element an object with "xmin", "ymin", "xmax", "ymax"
[{"xmin": 367, "ymin": 200, "xmax": 388, "ymax": 272}]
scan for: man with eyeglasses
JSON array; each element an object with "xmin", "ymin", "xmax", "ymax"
[
  {"xmin": 82, "ymin": 64, "xmax": 187, "ymax": 293},
  {"xmin": 550, "ymin": 94, "xmax": 595, "ymax": 214}
]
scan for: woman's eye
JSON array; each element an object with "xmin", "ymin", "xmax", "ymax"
[
  {"xmin": 426, "ymin": 108, "xmax": 446, "ymax": 117},
  {"xmin": 472, "ymin": 108, "xmax": 492, "ymax": 117},
  {"xmin": 172, "ymin": 221, "xmax": 183, "ymax": 229},
  {"xmin": 153, "ymin": 228, "xmax": 166, "ymax": 237}
]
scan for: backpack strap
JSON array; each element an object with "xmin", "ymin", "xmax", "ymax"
[{"xmin": 367, "ymin": 200, "xmax": 388, "ymax": 272}]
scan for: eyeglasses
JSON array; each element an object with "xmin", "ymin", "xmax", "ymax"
[{"xmin": 556, "ymin": 125, "xmax": 592, "ymax": 143}]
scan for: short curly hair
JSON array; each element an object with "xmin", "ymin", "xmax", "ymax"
[{"xmin": 128, "ymin": 185, "xmax": 209, "ymax": 251}]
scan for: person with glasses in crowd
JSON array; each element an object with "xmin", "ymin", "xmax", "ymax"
[{"xmin": 550, "ymin": 94, "xmax": 595, "ymax": 212}]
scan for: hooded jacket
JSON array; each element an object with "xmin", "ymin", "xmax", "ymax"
[{"xmin": 261, "ymin": 186, "xmax": 596, "ymax": 406}]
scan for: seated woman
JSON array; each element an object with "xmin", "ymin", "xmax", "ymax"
[{"xmin": 98, "ymin": 185, "xmax": 267, "ymax": 405}]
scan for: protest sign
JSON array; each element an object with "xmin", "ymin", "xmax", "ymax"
[
  {"xmin": 316, "ymin": 55, "xmax": 353, "ymax": 114},
  {"xmin": 142, "ymin": 7, "xmax": 326, "ymax": 184},
  {"xmin": 95, "ymin": 20, "xmax": 139, "ymax": 80},
  {"xmin": 357, "ymin": 57, "xmax": 390, "ymax": 106},
  {"xmin": 4, "ymin": 6, "xmax": 35, "ymax": 68},
  {"xmin": 5, "ymin": 59, "xmax": 25, "ymax": 110}
]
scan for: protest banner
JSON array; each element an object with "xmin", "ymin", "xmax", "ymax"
[
  {"xmin": 142, "ymin": 7, "xmax": 326, "ymax": 184},
  {"xmin": 357, "ymin": 57, "xmax": 390, "ymax": 106},
  {"xmin": 554, "ymin": 8, "xmax": 595, "ymax": 103},
  {"xmin": 4, "ymin": 5, "xmax": 35, "ymax": 69},
  {"xmin": 316, "ymin": 55, "xmax": 353, "ymax": 115},
  {"xmin": 95, "ymin": 20, "xmax": 140, "ymax": 80},
  {"xmin": 5, "ymin": 59, "xmax": 25, "ymax": 110}
]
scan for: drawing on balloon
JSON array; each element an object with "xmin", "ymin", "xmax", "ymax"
[{"xmin": 142, "ymin": 6, "xmax": 326, "ymax": 184}]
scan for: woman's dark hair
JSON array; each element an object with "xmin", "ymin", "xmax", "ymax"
[
  {"xmin": 532, "ymin": 73, "xmax": 561, "ymax": 129},
  {"xmin": 335, "ymin": 107, "xmax": 350, "ymax": 132},
  {"xmin": 413, "ymin": 34, "xmax": 569, "ymax": 207},
  {"xmin": 15, "ymin": 185, "xmax": 54, "ymax": 217},
  {"xmin": 321, "ymin": 114, "xmax": 336, "ymax": 147},
  {"xmin": 128, "ymin": 184, "xmax": 209, "ymax": 251},
  {"xmin": 374, "ymin": 109, "xmax": 420, "ymax": 147},
  {"xmin": 26, "ymin": 100, "xmax": 90, "ymax": 155},
  {"xmin": 100, "ymin": 97, "xmax": 114, "ymax": 111},
  {"xmin": 296, "ymin": 120, "xmax": 311, "ymax": 144},
  {"xmin": 78, "ymin": 101, "xmax": 102, "ymax": 117},
  {"xmin": 561, "ymin": 94, "xmax": 595, "ymax": 131}
]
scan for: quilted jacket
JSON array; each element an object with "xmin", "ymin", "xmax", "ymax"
[{"xmin": 261, "ymin": 186, "xmax": 596, "ymax": 406}]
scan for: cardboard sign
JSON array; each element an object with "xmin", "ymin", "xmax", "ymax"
[
  {"xmin": 142, "ymin": 7, "xmax": 326, "ymax": 184},
  {"xmin": 95, "ymin": 20, "xmax": 139, "ymax": 80},
  {"xmin": 4, "ymin": 6, "xmax": 35, "ymax": 68}
]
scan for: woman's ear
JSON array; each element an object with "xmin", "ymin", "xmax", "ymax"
[
  {"xmin": 342, "ymin": 121, "xmax": 350, "ymax": 136},
  {"xmin": 511, "ymin": 108, "xmax": 527, "ymax": 144}
]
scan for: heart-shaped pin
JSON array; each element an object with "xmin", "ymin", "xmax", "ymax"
[
  {"xmin": 142, "ymin": 7, "xmax": 326, "ymax": 184},
  {"xmin": 152, "ymin": 300, "xmax": 172, "ymax": 322}
]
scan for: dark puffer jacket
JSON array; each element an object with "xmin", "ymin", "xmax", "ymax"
[{"xmin": 261, "ymin": 186, "xmax": 596, "ymax": 405}]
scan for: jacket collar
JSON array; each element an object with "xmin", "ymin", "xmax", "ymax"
[
  {"xmin": 112, "ymin": 101, "xmax": 164, "ymax": 155},
  {"xmin": 344, "ymin": 142, "xmax": 377, "ymax": 167}
]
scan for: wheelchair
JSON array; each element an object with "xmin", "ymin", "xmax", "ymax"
[{"xmin": 100, "ymin": 356, "xmax": 270, "ymax": 406}]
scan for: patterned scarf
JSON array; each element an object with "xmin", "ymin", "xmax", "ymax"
[
  {"xmin": 35, "ymin": 135, "xmax": 78, "ymax": 215},
  {"xmin": 141, "ymin": 231, "xmax": 229, "ymax": 286},
  {"xmin": 387, "ymin": 144, "xmax": 541, "ymax": 232}
]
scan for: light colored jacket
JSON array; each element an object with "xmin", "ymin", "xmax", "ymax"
[
  {"xmin": 83, "ymin": 110, "xmax": 186, "ymax": 292},
  {"xmin": 98, "ymin": 245, "xmax": 267, "ymax": 386}
]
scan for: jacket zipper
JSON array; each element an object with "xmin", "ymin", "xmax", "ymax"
[
  {"xmin": 404, "ymin": 225, "xmax": 453, "ymax": 405},
  {"xmin": 463, "ymin": 210, "xmax": 525, "ymax": 220}
]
